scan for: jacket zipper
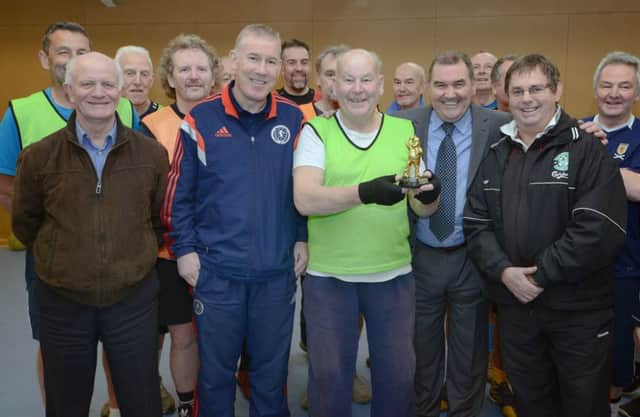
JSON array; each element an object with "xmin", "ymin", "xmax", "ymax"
[
  {"xmin": 249, "ymin": 135, "xmax": 256, "ymax": 277},
  {"xmin": 513, "ymin": 149, "xmax": 528, "ymax": 262},
  {"xmin": 96, "ymin": 175, "xmax": 106, "ymax": 304},
  {"xmin": 68, "ymin": 133, "xmax": 126, "ymax": 304}
]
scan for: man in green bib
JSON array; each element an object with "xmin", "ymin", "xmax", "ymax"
[{"xmin": 293, "ymin": 48, "xmax": 440, "ymax": 417}]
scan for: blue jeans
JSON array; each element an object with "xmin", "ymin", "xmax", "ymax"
[
  {"xmin": 304, "ymin": 272, "xmax": 416, "ymax": 417},
  {"xmin": 193, "ymin": 266, "xmax": 296, "ymax": 417}
]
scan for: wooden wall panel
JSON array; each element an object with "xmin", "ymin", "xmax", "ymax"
[
  {"xmin": 0, "ymin": 25, "xmax": 51, "ymax": 109},
  {"xmin": 435, "ymin": 15, "xmax": 570, "ymax": 106},
  {"xmin": 0, "ymin": 0, "xmax": 84, "ymax": 26},
  {"xmin": 566, "ymin": 13, "xmax": 640, "ymax": 118},
  {"xmin": 436, "ymin": 0, "xmax": 640, "ymax": 17},
  {"xmin": 84, "ymin": 0, "xmax": 313, "ymax": 25},
  {"xmin": 434, "ymin": 15, "xmax": 568, "ymax": 58},
  {"xmin": 88, "ymin": 23, "xmax": 195, "ymax": 105},
  {"xmin": 313, "ymin": 19, "xmax": 437, "ymax": 109},
  {"xmin": 313, "ymin": 0, "xmax": 436, "ymax": 20},
  {"xmin": 195, "ymin": 0, "xmax": 313, "ymax": 23},
  {"xmin": 84, "ymin": 0, "xmax": 198, "ymax": 24}
]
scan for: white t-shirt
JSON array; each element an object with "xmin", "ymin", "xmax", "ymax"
[{"xmin": 293, "ymin": 110, "xmax": 413, "ymax": 283}]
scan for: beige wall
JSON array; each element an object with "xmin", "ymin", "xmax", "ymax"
[{"xmin": 1, "ymin": 0, "xmax": 640, "ymax": 240}]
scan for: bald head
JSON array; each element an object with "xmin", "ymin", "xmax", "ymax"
[
  {"xmin": 334, "ymin": 48, "xmax": 384, "ymax": 123},
  {"xmin": 471, "ymin": 51, "xmax": 497, "ymax": 93},
  {"xmin": 65, "ymin": 52, "xmax": 123, "ymax": 89},
  {"xmin": 337, "ymin": 48, "xmax": 382, "ymax": 76},
  {"xmin": 64, "ymin": 52, "xmax": 123, "ymax": 127},
  {"xmin": 393, "ymin": 62, "xmax": 425, "ymax": 110}
]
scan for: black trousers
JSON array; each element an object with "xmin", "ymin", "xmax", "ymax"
[
  {"xmin": 38, "ymin": 274, "xmax": 161, "ymax": 417},
  {"xmin": 413, "ymin": 242, "xmax": 489, "ymax": 417},
  {"xmin": 498, "ymin": 302, "xmax": 613, "ymax": 417}
]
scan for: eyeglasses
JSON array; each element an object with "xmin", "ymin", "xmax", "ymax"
[{"xmin": 509, "ymin": 84, "xmax": 552, "ymax": 98}]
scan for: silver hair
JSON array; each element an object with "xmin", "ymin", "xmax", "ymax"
[
  {"xmin": 64, "ymin": 54, "xmax": 125, "ymax": 90},
  {"xmin": 115, "ymin": 45, "xmax": 153, "ymax": 70},
  {"xmin": 234, "ymin": 24, "xmax": 281, "ymax": 53},
  {"xmin": 593, "ymin": 51, "xmax": 640, "ymax": 94},
  {"xmin": 315, "ymin": 44, "xmax": 350, "ymax": 74}
]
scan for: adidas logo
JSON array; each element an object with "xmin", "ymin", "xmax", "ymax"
[{"xmin": 214, "ymin": 126, "xmax": 232, "ymax": 138}]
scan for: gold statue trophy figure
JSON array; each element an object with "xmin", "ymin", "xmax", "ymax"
[{"xmin": 399, "ymin": 135, "xmax": 430, "ymax": 188}]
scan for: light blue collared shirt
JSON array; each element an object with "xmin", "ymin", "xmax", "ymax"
[
  {"xmin": 416, "ymin": 108, "xmax": 472, "ymax": 247},
  {"xmin": 76, "ymin": 120, "xmax": 117, "ymax": 180},
  {"xmin": 386, "ymin": 96, "xmax": 425, "ymax": 114}
]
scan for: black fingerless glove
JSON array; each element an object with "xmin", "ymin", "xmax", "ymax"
[
  {"xmin": 414, "ymin": 171, "xmax": 441, "ymax": 204},
  {"xmin": 358, "ymin": 174, "xmax": 405, "ymax": 206}
]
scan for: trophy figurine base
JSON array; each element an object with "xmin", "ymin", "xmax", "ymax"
[{"xmin": 398, "ymin": 177, "xmax": 430, "ymax": 189}]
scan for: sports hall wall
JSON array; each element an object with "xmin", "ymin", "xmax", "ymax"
[{"xmin": 1, "ymin": 0, "xmax": 639, "ymax": 244}]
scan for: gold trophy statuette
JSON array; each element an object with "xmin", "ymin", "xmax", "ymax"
[{"xmin": 399, "ymin": 136, "xmax": 429, "ymax": 188}]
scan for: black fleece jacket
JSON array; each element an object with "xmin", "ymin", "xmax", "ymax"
[{"xmin": 464, "ymin": 110, "xmax": 627, "ymax": 310}]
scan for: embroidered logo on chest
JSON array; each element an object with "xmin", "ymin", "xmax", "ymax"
[
  {"xmin": 614, "ymin": 143, "xmax": 628, "ymax": 160},
  {"xmin": 271, "ymin": 125, "xmax": 291, "ymax": 145},
  {"xmin": 551, "ymin": 151, "xmax": 569, "ymax": 179}
]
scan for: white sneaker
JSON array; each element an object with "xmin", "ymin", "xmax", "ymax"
[{"xmin": 612, "ymin": 399, "xmax": 622, "ymax": 417}]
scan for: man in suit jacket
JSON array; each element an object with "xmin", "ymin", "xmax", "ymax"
[{"xmin": 396, "ymin": 50, "xmax": 511, "ymax": 417}]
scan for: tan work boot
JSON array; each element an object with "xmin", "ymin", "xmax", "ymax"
[
  {"xmin": 159, "ymin": 377, "xmax": 176, "ymax": 415},
  {"xmin": 100, "ymin": 401, "xmax": 111, "ymax": 417},
  {"xmin": 440, "ymin": 385, "xmax": 449, "ymax": 411},
  {"xmin": 352, "ymin": 374, "xmax": 372, "ymax": 404}
]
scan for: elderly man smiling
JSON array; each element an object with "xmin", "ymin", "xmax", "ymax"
[
  {"xmin": 294, "ymin": 48, "xmax": 440, "ymax": 417},
  {"xmin": 12, "ymin": 51, "xmax": 169, "ymax": 417}
]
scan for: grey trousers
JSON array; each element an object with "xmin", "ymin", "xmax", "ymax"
[{"xmin": 413, "ymin": 241, "xmax": 489, "ymax": 417}]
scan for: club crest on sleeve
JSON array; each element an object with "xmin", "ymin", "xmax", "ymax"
[{"xmin": 271, "ymin": 125, "xmax": 291, "ymax": 145}]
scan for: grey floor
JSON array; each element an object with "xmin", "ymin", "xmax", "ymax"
[{"xmin": 0, "ymin": 248, "xmax": 503, "ymax": 417}]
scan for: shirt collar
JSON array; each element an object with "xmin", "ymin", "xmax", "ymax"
[
  {"xmin": 75, "ymin": 118, "xmax": 117, "ymax": 150},
  {"xmin": 221, "ymin": 81, "xmax": 276, "ymax": 120},
  {"xmin": 593, "ymin": 114, "xmax": 635, "ymax": 132},
  {"xmin": 430, "ymin": 106, "xmax": 471, "ymax": 135},
  {"xmin": 500, "ymin": 106, "xmax": 562, "ymax": 151}
]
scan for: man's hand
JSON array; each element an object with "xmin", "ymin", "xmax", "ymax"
[
  {"xmin": 413, "ymin": 170, "xmax": 441, "ymax": 205},
  {"xmin": 501, "ymin": 266, "xmax": 543, "ymax": 304},
  {"xmin": 578, "ymin": 120, "xmax": 608, "ymax": 145},
  {"xmin": 293, "ymin": 241, "xmax": 308, "ymax": 278},
  {"xmin": 177, "ymin": 252, "xmax": 200, "ymax": 287},
  {"xmin": 358, "ymin": 174, "xmax": 405, "ymax": 206},
  {"xmin": 634, "ymin": 325, "xmax": 640, "ymax": 348}
]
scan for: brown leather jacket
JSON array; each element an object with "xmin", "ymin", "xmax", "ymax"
[{"xmin": 12, "ymin": 113, "xmax": 169, "ymax": 306}]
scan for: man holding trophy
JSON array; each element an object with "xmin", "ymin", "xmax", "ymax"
[{"xmin": 293, "ymin": 48, "xmax": 440, "ymax": 417}]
